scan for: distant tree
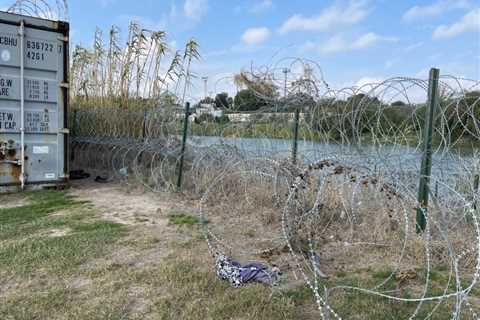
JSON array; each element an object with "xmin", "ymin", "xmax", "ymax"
[
  {"xmin": 215, "ymin": 92, "xmax": 231, "ymax": 109},
  {"xmin": 391, "ymin": 100, "xmax": 407, "ymax": 107},
  {"xmin": 283, "ymin": 92, "xmax": 315, "ymax": 112},
  {"xmin": 216, "ymin": 114, "xmax": 230, "ymax": 124},
  {"xmin": 346, "ymin": 94, "xmax": 381, "ymax": 108},
  {"xmin": 463, "ymin": 91, "xmax": 480, "ymax": 137},
  {"xmin": 234, "ymin": 72, "xmax": 278, "ymax": 98},
  {"xmin": 157, "ymin": 92, "xmax": 178, "ymax": 106},
  {"xmin": 232, "ymin": 71, "xmax": 278, "ymax": 112},
  {"xmin": 234, "ymin": 89, "xmax": 269, "ymax": 111}
]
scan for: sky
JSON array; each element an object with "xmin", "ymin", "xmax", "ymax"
[{"xmin": 1, "ymin": 0, "xmax": 479, "ymax": 99}]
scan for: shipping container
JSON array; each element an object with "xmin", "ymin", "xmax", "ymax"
[{"xmin": 0, "ymin": 11, "xmax": 69, "ymax": 193}]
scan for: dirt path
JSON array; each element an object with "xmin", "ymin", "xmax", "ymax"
[
  {"xmin": 70, "ymin": 180, "xmax": 194, "ymax": 226},
  {"xmin": 70, "ymin": 180, "xmax": 202, "ymax": 268},
  {"xmin": 0, "ymin": 193, "xmax": 31, "ymax": 209}
]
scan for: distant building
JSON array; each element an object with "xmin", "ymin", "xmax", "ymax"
[
  {"xmin": 192, "ymin": 103, "xmax": 224, "ymax": 120},
  {"xmin": 227, "ymin": 112, "xmax": 306, "ymax": 123}
]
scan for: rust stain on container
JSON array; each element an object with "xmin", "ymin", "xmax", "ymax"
[
  {"xmin": 9, "ymin": 149, "xmax": 20, "ymax": 182},
  {"xmin": 0, "ymin": 147, "xmax": 21, "ymax": 183},
  {"xmin": 10, "ymin": 162, "xmax": 21, "ymax": 181}
]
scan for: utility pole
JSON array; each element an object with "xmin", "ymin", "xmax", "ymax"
[
  {"xmin": 282, "ymin": 68, "xmax": 290, "ymax": 98},
  {"xmin": 304, "ymin": 64, "xmax": 314, "ymax": 94},
  {"xmin": 202, "ymin": 76, "xmax": 208, "ymax": 100},
  {"xmin": 280, "ymin": 68, "xmax": 291, "ymax": 114}
]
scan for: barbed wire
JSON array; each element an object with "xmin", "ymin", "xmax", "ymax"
[
  {"xmin": 7, "ymin": 0, "xmax": 69, "ymax": 21},
  {"xmin": 71, "ymin": 58, "xmax": 480, "ymax": 319}
]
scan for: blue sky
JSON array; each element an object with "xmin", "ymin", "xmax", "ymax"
[{"xmin": 1, "ymin": 0, "xmax": 479, "ymax": 98}]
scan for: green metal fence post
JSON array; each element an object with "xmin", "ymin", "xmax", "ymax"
[
  {"xmin": 291, "ymin": 107, "xmax": 300, "ymax": 165},
  {"xmin": 474, "ymin": 174, "xmax": 479, "ymax": 210},
  {"xmin": 176, "ymin": 102, "xmax": 190, "ymax": 190},
  {"xmin": 416, "ymin": 68, "xmax": 440, "ymax": 234},
  {"xmin": 142, "ymin": 110, "xmax": 147, "ymax": 142},
  {"xmin": 138, "ymin": 111, "xmax": 148, "ymax": 163}
]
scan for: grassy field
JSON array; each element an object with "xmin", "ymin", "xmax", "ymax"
[
  {"xmin": 0, "ymin": 189, "xmax": 478, "ymax": 319},
  {"xmin": 0, "ymin": 190, "xmax": 315, "ymax": 320}
]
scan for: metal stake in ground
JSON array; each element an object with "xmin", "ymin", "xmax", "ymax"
[
  {"xmin": 177, "ymin": 102, "xmax": 191, "ymax": 190},
  {"xmin": 292, "ymin": 107, "xmax": 300, "ymax": 165},
  {"xmin": 416, "ymin": 68, "xmax": 440, "ymax": 234},
  {"xmin": 474, "ymin": 174, "xmax": 479, "ymax": 210}
]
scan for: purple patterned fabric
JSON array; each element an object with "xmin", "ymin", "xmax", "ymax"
[
  {"xmin": 240, "ymin": 263, "xmax": 277, "ymax": 284},
  {"xmin": 216, "ymin": 254, "xmax": 279, "ymax": 287}
]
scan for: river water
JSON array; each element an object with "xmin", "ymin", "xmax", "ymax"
[{"xmin": 188, "ymin": 135, "xmax": 476, "ymax": 195}]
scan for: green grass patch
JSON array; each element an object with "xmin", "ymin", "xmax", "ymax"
[
  {"xmin": 151, "ymin": 256, "xmax": 313, "ymax": 320},
  {"xmin": 0, "ymin": 190, "xmax": 87, "ymax": 240},
  {"xmin": 372, "ymin": 269, "xmax": 395, "ymax": 280},
  {"xmin": 168, "ymin": 213, "xmax": 201, "ymax": 226},
  {"xmin": 0, "ymin": 190, "xmax": 126, "ymax": 277}
]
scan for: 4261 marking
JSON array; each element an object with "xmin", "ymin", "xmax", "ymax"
[{"xmin": 26, "ymin": 40, "xmax": 54, "ymax": 61}]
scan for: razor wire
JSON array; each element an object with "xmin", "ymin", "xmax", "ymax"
[
  {"xmin": 70, "ymin": 58, "xmax": 480, "ymax": 319},
  {"xmin": 7, "ymin": 0, "xmax": 69, "ymax": 21}
]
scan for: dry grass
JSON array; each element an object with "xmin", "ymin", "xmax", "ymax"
[
  {"xmin": 0, "ymin": 187, "xmax": 316, "ymax": 320},
  {"xmin": 1, "ymin": 177, "xmax": 478, "ymax": 319},
  {"xmin": 198, "ymin": 168, "xmax": 480, "ymax": 318}
]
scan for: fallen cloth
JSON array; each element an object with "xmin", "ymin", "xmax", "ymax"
[
  {"xmin": 215, "ymin": 254, "xmax": 280, "ymax": 288},
  {"xmin": 94, "ymin": 176, "xmax": 109, "ymax": 183},
  {"xmin": 69, "ymin": 170, "xmax": 91, "ymax": 180}
]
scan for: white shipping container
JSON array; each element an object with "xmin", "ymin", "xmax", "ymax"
[{"xmin": 0, "ymin": 11, "xmax": 69, "ymax": 192}]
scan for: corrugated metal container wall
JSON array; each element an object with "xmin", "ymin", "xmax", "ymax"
[{"xmin": 0, "ymin": 11, "xmax": 69, "ymax": 193}]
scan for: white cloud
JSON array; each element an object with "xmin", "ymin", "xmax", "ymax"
[
  {"xmin": 241, "ymin": 27, "xmax": 271, "ymax": 45},
  {"xmin": 279, "ymin": 0, "xmax": 369, "ymax": 34},
  {"xmin": 403, "ymin": 0, "xmax": 470, "ymax": 22},
  {"xmin": 100, "ymin": 0, "xmax": 116, "ymax": 7},
  {"xmin": 169, "ymin": 3, "xmax": 178, "ymax": 18},
  {"xmin": 385, "ymin": 60, "xmax": 394, "ymax": 69},
  {"xmin": 318, "ymin": 35, "xmax": 346, "ymax": 54},
  {"xmin": 250, "ymin": 0, "xmax": 273, "ymax": 14},
  {"xmin": 351, "ymin": 32, "xmax": 397, "ymax": 49},
  {"xmin": 355, "ymin": 76, "xmax": 385, "ymax": 88},
  {"xmin": 353, "ymin": 76, "xmax": 429, "ymax": 104},
  {"xmin": 433, "ymin": 9, "xmax": 480, "ymax": 39},
  {"xmin": 100, "ymin": 0, "xmax": 117, "ymax": 8},
  {"xmin": 404, "ymin": 42, "xmax": 424, "ymax": 52},
  {"xmin": 184, "ymin": 0, "xmax": 208, "ymax": 21},
  {"xmin": 118, "ymin": 15, "xmax": 166, "ymax": 31},
  {"xmin": 303, "ymin": 32, "xmax": 397, "ymax": 54}
]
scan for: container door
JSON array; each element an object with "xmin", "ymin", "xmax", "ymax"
[{"xmin": 0, "ymin": 18, "xmax": 67, "ymax": 188}]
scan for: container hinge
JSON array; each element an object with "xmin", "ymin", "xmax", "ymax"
[
  {"xmin": 60, "ymin": 82, "xmax": 70, "ymax": 89},
  {"xmin": 58, "ymin": 36, "xmax": 69, "ymax": 42},
  {"xmin": 59, "ymin": 128, "xmax": 70, "ymax": 134},
  {"xmin": 0, "ymin": 159, "xmax": 21, "ymax": 166}
]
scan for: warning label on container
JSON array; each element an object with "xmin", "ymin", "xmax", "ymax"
[
  {"xmin": 25, "ymin": 111, "xmax": 51, "ymax": 133},
  {"xmin": 0, "ymin": 77, "xmax": 13, "ymax": 97},
  {"xmin": 0, "ymin": 76, "xmax": 57, "ymax": 103},
  {"xmin": 44, "ymin": 173, "xmax": 56, "ymax": 179},
  {"xmin": 33, "ymin": 146, "xmax": 49, "ymax": 154},
  {"xmin": 0, "ymin": 110, "xmax": 57, "ymax": 133},
  {"xmin": 26, "ymin": 78, "xmax": 53, "ymax": 101},
  {"xmin": 0, "ymin": 111, "xmax": 16, "ymax": 130}
]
